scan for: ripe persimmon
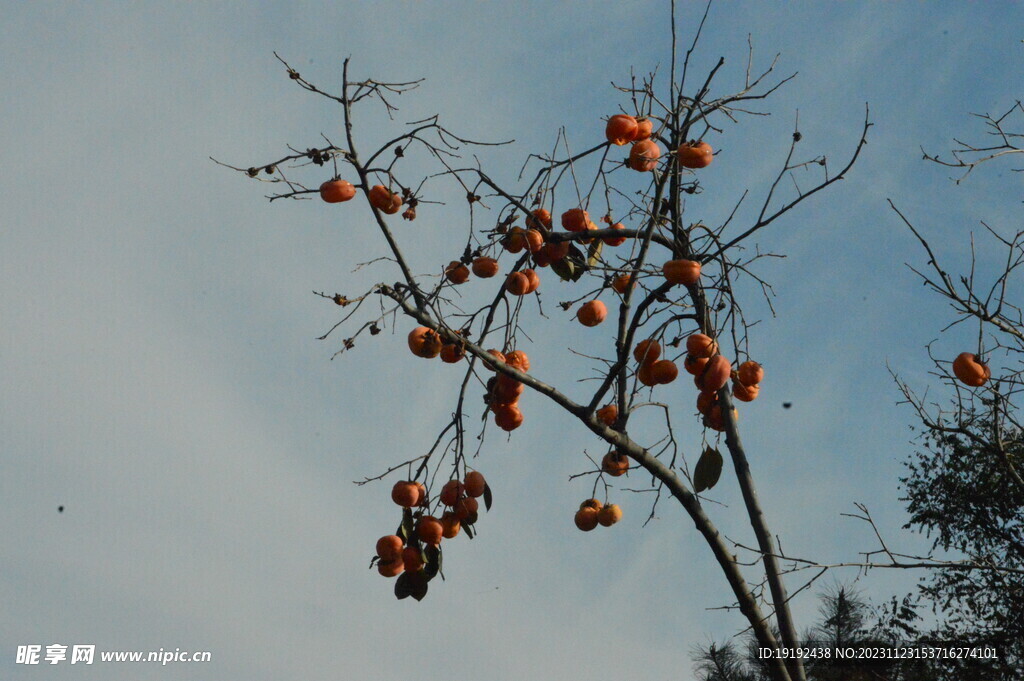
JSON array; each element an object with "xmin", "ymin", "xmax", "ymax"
[
  {"xmin": 574, "ymin": 507, "xmax": 599, "ymax": 531},
  {"xmin": 705, "ymin": 405, "xmax": 738, "ymax": 432},
  {"xmin": 472, "ymin": 256, "xmax": 499, "ymax": 278},
  {"xmin": 637, "ymin": 362, "xmax": 659, "ymax": 387},
  {"xmin": 603, "ymin": 222, "xmax": 627, "ymax": 247},
  {"xmin": 392, "ymin": 480, "xmax": 420, "ymax": 507},
  {"xmin": 597, "ymin": 504, "xmax": 622, "ymax": 527},
  {"xmin": 505, "ymin": 350, "xmax": 530, "ymax": 371},
  {"xmin": 503, "ymin": 226, "xmax": 527, "ymax": 253},
  {"xmin": 440, "ymin": 480, "xmax": 465, "ymax": 506},
  {"xmin": 524, "ymin": 229, "xmax": 544, "ymax": 253},
  {"xmin": 633, "ymin": 339, "xmax": 661, "ymax": 364},
  {"xmin": 597, "ymin": 404, "xmax": 618, "ymax": 426},
  {"xmin": 577, "ymin": 300, "xmax": 607, "ymax": 327},
  {"xmin": 952, "ymin": 352, "xmax": 990, "ymax": 387},
  {"xmin": 633, "ymin": 117, "xmax": 653, "ymax": 141},
  {"xmin": 663, "ymin": 259, "xmax": 701, "ymax": 285},
  {"xmin": 463, "ymin": 471, "xmax": 486, "ymax": 498},
  {"xmin": 408, "ymin": 326, "xmax": 443, "ymax": 358},
  {"xmin": 695, "ymin": 355, "xmax": 732, "ymax": 393},
  {"xmin": 561, "ymin": 208, "xmax": 590, "ymax": 232},
  {"xmin": 319, "ymin": 179, "xmax": 356, "ymax": 203},
  {"xmin": 606, "ymin": 114, "xmax": 639, "ymax": 145},
  {"xmin": 650, "ymin": 359, "xmax": 679, "ymax": 384},
  {"xmin": 440, "ymin": 511, "xmax": 461, "ymax": 538},
  {"xmin": 440, "ymin": 343, "xmax": 465, "ymax": 364},
  {"xmin": 402, "ymin": 546, "xmax": 424, "ymax": 572},
  {"xmin": 491, "ymin": 374, "xmax": 524, "ymax": 405},
  {"xmin": 486, "ymin": 349, "xmax": 507, "ymax": 368},
  {"xmin": 453, "ymin": 496, "xmax": 478, "ymax": 521},
  {"xmin": 368, "ymin": 184, "xmax": 390, "ymax": 208},
  {"xmin": 684, "ymin": 354, "xmax": 708, "ymax": 376},
  {"xmin": 686, "ymin": 333, "xmax": 718, "ymax": 359},
  {"xmin": 732, "ymin": 382, "xmax": 760, "ymax": 402},
  {"xmin": 737, "ymin": 360, "xmax": 764, "ymax": 386},
  {"xmin": 368, "ymin": 185, "xmax": 403, "ymax": 213},
  {"xmin": 523, "ymin": 268, "xmax": 541, "ymax": 294},
  {"xmin": 376, "ymin": 535, "xmax": 404, "ymax": 559},
  {"xmin": 696, "ymin": 391, "xmax": 717, "ymax": 416},
  {"xmin": 445, "ymin": 261, "xmax": 470, "ymax": 284},
  {"xmin": 601, "ymin": 450, "xmax": 629, "ymax": 477},
  {"xmin": 678, "ymin": 140, "xmax": 714, "ymax": 169},
  {"xmin": 493, "ymin": 403, "xmax": 524, "ymax": 431},
  {"xmin": 578, "ymin": 221, "xmax": 599, "ymax": 245},
  {"xmin": 417, "ymin": 516, "xmax": 444, "ymax": 545},
  {"xmin": 580, "ymin": 498, "xmax": 603, "ymax": 511},
  {"xmin": 627, "ymin": 139, "xmax": 662, "ymax": 171},
  {"xmin": 506, "ymin": 271, "xmax": 531, "ymax": 296},
  {"xmin": 377, "ymin": 556, "xmax": 404, "ymax": 577},
  {"xmin": 526, "ymin": 208, "xmax": 552, "ymax": 230},
  {"xmin": 611, "ymin": 273, "xmax": 635, "ymax": 294}
]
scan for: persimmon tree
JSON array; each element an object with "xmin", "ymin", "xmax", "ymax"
[{"xmin": 216, "ymin": 11, "xmax": 869, "ymax": 681}]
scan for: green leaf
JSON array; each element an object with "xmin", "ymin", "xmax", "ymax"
[
  {"xmin": 551, "ymin": 244, "xmax": 588, "ymax": 282},
  {"xmin": 483, "ymin": 482, "xmax": 493, "ymax": 512},
  {"xmin": 564, "ymin": 244, "xmax": 588, "ymax": 282},
  {"xmin": 423, "ymin": 545, "xmax": 441, "ymax": 580},
  {"xmin": 409, "ymin": 571, "xmax": 429, "ymax": 601},
  {"xmin": 694, "ymin": 447, "xmax": 724, "ymax": 493},
  {"xmin": 586, "ymin": 239, "xmax": 604, "ymax": 268},
  {"xmin": 397, "ymin": 507, "xmax": 413, "ymax": 543},
  {"xmin": 550, "ymin": 255, "xmax": 576, "ymax": 281},
  {"xmin": 394, "ymin": 572, "xmax": 413, "ymax": 600}
]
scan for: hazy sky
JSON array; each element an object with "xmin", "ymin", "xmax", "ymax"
[{"xmin": 3, "ymin": 2, "xmax": 1022, "ymax": 680}]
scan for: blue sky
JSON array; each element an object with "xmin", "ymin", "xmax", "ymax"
[{"xmin": 2, "ymin": 2, "xmax": 1022, "ymax": 680}]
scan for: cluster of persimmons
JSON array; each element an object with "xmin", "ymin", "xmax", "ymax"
[
  {"xmin": 329, "ymin": 111, "xmax": 771, "ymax": 585},
  {"xmin": 574, "ymin": 498, "xmax": 622, "ymax": 531},
  {"xmin": 318, "ymin": 112, "xmax": 717, "ymax": 348},
  {"xmin": 373, "ymin": 471, "xmax": 488, "ymax": 579}
]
